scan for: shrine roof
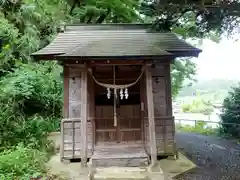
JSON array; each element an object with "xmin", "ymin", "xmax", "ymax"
[{"xmin": 31, "ymin": 24, "xmax": 202, "ymax": 60}]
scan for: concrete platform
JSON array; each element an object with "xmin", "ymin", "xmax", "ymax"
[
  {"xmin": 159, "ymin": 152, "xmax": 196, "ymax": 179},
  {"xmin": 47, "ymin": 152, "xmax": 196, "ymax": 180},
  {"xmin": 93, "ymin": 167, "xmax": 150, "ymax": 180}
]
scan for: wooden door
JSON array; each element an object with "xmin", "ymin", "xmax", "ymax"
[
  {"xmin": 95, "ymin": 106, "xmax": 117, "ymax": 143},
  {"xmin": 119, "ymin": 105, "xmax": 141, "ymax": 142},
  {"xmin": 95, "ymin": 105, "xmax": 141, "ymax": 143}
]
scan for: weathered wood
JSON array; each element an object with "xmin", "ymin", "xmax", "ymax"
[
  {"xmin": 95, "ymin": 105, "xmax": 142, "ymax": 143},
  {"xmin": 61, "ymin": 65, "xmax": 69, "ymax": 161},
  {"xmin": 81, "ymin": 67, "xmax": 88, "ymax": 167},
  {"xmin": 63, "ymin": 66, "xmax": 69, "ymax": 118},
  {"xmin": 140, "ymin": 77, "xmax": 145, "ymax": 147},
  {"xmin": 164, "ymin": 63, "xmax": 175, "ymax": 155},
  {"xmin": 88, "ymin": 60, "xmax": 145, "ymax": 65},
  {"xmin": 91, "ymin": 143, "xmax": 149, "ymax": 167},
  {"xmin": 145, "ymin": 64, "xmax": 157, "ymax": 167},
  {"xmin": 61, "ymin": 62, "xmax": 176, "ymax": 165},
  {"xmin": 164, "ymin": 63, "xmax": 172, "ymax": 116},
  {"xmin": 151, "ymin": 63, "xmax": 175, "ymax": 155},
  {"xmin": 88, "ymin": 74, "xmax": 95, "ymax": 151},
  {"xmin": 62, "ymin": 119, "xmax": 93, "ymax": 159},
  {"xmin": 141, "ymin": 74, "xmax": 150, "ymax": 154}
]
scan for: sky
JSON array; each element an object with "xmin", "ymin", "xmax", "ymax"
[{"xmin": 194, "ymin": 38, "xmax": 240, "ymax": 80}]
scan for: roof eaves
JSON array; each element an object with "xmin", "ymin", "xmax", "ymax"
[
  {"xmin": 169, "ymin": 49, "xmax": 202, "ymax": 58},
  {"xmin": 31, "ymin": 53, "xmax": 64, "ymax": 60},
  {"xmin": 55, "ymin": 54, "xmax": 175, "ymax": 61}
]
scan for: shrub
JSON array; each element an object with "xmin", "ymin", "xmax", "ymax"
[
  {"xmin": 0, "ymin": 62, "xmax": 63, "ymax": 178},
  {"xmin": 0, "ymin": 144, "xmax": 48, "ymax": 179},
  {"xmin": 0, "ymin": 62, "xmax": 62, "ymax": 149},
  {"xmin": 0, "ymin": 61, "xmax": 63, "ymax": 117},
  {"xmin": 0, "ymin": 114, "xmax": 57, "ymax": 151}
]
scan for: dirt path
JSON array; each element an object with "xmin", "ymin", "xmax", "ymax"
[{"xmin": 176, "ymin": 132, "xmax": 240, "ymax": 180}]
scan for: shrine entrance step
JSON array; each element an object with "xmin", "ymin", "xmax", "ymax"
[{"xmin": 91, "ymin": 142, "xmax": 149, "ymax": 167}]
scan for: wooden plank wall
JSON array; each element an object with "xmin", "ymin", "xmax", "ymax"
[
  {"xmin": 153, "ymin": 64, "xmax": 174, "ymax": 155},
  {"xmin": 62, "ymin": 65, "xmax": 93, "ymax": 160},
  {"xmin": 142, "ymin": 63, "xmax": 175, "ymax": 156}
]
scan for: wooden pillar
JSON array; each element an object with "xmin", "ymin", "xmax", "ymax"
[
  {"xmin": 145, "ymin": 64, "xmax": 157, "ymax": 168},
  {"xmin": 165, "ymin": 63, "xmax": 173, "ymax": 117},
  {"xmin": 60, "ymin": 65, "xmax": 69, "ymax": 161},
  {"xmin": 81, "ymin": 67, "xmax": 88, "ymax": 167},
  {"xmin": 140, "ymin": 77, "xmax": 145, "ymax": 147},
  {"xmin": 165, "ymin": 62, "xmax": 177, "ymax": 157}
]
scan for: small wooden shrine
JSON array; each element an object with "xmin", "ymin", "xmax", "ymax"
[{"xmin": 32, "ymin": 24, "xmax": 201, "ymax": 170}]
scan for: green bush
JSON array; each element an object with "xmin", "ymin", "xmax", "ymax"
[
  {"xmin": 0, "ymin": 62, "xmax": 62, "ymax": 148},
  {"xmin": 0, "ymin": 144, "xmax": 48, "ymax": 179},
  {"xmin": 0, "ymin": 114, "xmax": 59, "ymax": 150},
  {"xmin": 0, "ymin": 62, "xmax": 63, "ymax": 179},
  {"xmin": 221, "ymin": 84, "xmax": 240, "ymax": 138},
  {"xmin": 0, "ymin": 61, "xmax": 63, "ymax": 117}
]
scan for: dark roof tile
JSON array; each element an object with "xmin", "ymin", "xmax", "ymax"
[{"xmin": 32, "ymin": 24, "xmax": 202, "ymax": 59}]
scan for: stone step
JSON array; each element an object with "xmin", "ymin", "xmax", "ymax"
[{"xmin": 93, "ymin": 167, "xmax": 150, "ymax": 180}]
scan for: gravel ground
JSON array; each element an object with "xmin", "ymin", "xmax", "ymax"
[{"xmin": 175, "ymin": 132, "xmax": 240, "ymax": 180}]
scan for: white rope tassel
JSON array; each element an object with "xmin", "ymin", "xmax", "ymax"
[
  {"xmin": 120, "ymin": 89, "xmax": 124, "ymax": 100},
  {"xmin": 124, "ymin": 88, "xmax": 128, "ymax": 99},
  {"xmin": 107, "ymin": 88, "xmax": 111, "ymax": 99}
]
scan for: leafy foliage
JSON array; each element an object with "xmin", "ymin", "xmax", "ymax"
[
  {"xmin": 0, "ymin": 144, "xmax": 48, "ymax": 179},
  {"xmin": 0, "ymin": 0, "xmax": 69, "ymax": 72},
  {"xmin": 70, "ymin": 0, "xmax": 142, "ymax": 23},
  {"xmin": 0, "ymin": 62, "xmax": 62, "ymax": 148},
  {"xmin": 221, "ymin": 84, "xmax": 240, "ymax": 138},
  {"xmin": 0, "ymin": 62, "xmax": 63, "ymax": 117},
  {"xmin": 0, "ymin": 2, "xmax": 65, "ymax": 177},
  {"xmin": 171, "ymin": 58, "xmax": 197, "ymax": 98},
  {"xmin": 140, "ymin": 0, "xmax": 240, "ymax": 38}
]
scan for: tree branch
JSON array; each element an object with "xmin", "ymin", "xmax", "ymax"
[
  {"xmin": 96, "ymin": 8, "xmax": 111, "ymax": 24},
  {"xmin": 70, "ymin": 0, "xmax": 82, "ymax": 15}
]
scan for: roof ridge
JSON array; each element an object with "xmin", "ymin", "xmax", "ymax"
[
  {"xmin": 64, "ymin": 23, "xmax": 153, "ymax": 32},
  {"xmin": 65, "ymin": 23, "xmax": 152, "ymax": 26}
]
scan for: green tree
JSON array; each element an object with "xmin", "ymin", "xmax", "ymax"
[
  {"xmin": 221, "ymin": 84, "xmax": 240, "ymax": 138},
  {"xmin": 69, "ymin": 0, "xmax": 142, "ymax": 23},
  {"xmin": 0, "ymin": 0, "xmax": 69, "ymax": 72},
  {"xmin": 139, "ymin": 0, "xmax": 240, "ymax": 96}
]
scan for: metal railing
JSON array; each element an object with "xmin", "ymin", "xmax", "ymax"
[
  {"xmin": 175, "ymin": 119, "xmax": 221, "ymax": 129},
  {"xmin": 175, "ymin": 118, "xmax": 240, "ymax": 128},
  {"xmin": 174, "ymin": 118, "xmax": 240, "ymax": 137}
]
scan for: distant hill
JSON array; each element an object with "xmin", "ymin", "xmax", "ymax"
[{"xmin": 178, "ymin": 79, "xmax": 239, "ymax": 98}]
